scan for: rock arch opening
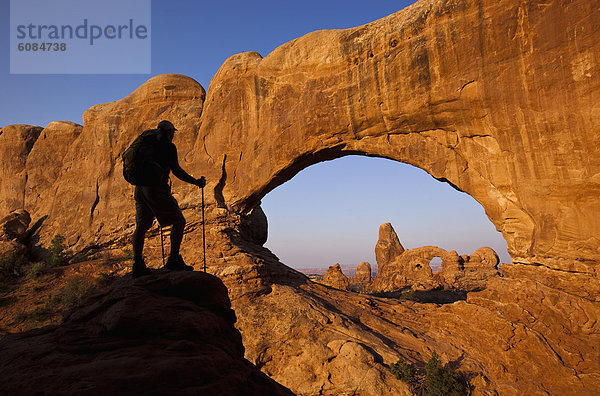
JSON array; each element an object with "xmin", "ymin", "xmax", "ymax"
[
  {"xmin": 259, "ymin": 155, "xmax": 510, "ymax": 279},
  {"xmin": 429, "ymin": 257, "xmax": 442, "ymax": 273}
]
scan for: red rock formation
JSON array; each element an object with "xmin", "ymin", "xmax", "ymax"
[
  {"xmin": 0, "ymin": 0, "xmax": 599, "ymax": 393},
  {"xmin": 375, "ymin": 223, "xmax": 405, "ymax": 270},
  {"xmin": 370, "ymin": 223, "xmax": 500, "ymax": 291},
  {"xmin": 0, "ymin": 125, "xmax": 42, "ymax": 215},
  {"xmin": 0, "ymin": 272, "xmax": 293, "ymax": 395},
  {"xmin": 322, "ymin": 263, "xmax": 350, "ymax": 290},
  {"xmin": 350, "ymin": 261, "xmax": 372, "ymax": 290}
]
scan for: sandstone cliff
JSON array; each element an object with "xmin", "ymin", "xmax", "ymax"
[{"xmin": 1, "ymin": 0, "xmax": 599, "ymax": 394}]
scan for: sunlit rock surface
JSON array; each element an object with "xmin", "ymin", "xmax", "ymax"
[
  {"xmin": 322, "ymin": 263, "xmax": 350, "ymax": 290},
  {"xmin": 350, "ymin": 261, "xmax": 373, "ymax": 289},
  {"xmin": 1, "ymin": 0, "xmax": 599, "ymax": 393},
  {"xmin": 370, "ymin": 223, "xmax": 501, "ymax": 292}
]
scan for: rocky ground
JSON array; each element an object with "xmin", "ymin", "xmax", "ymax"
[{"xmin": 0, "ymin": 270, "xmax": 293, "ymax": 395}]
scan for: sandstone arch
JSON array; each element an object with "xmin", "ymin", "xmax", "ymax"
[
  {"xmin": 2, "ymin": 0, "xmax": 595, "ymax": 271},
  {"xmin": 1, "ymin": 1, "xmax": 599, "ymax": 393},
  {"xmin": 189, "ymin": 0, "xmax": 600, "ymax": 270}
]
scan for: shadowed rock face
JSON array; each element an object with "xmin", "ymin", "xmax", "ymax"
[
  {"xmin": 0, "ymin": 209, "xmax": 31, "ymax": 259},
  {"xmin": 0, "ymin": 272, "xmax": 293, "ymax": 396},
  {"xmin": 1, "ymin": 0, "xmax": 600, "ymax": 394}
]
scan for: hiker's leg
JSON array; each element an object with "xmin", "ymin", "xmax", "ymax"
[
  {"xmin": 169, "ymin": 219, "xmax": 185, "ymax": 257},
  {"xmin": 133, "ymin": 222, "xmax": 152, "ymax": 258},
  {"xmin": 133, "ymin": 186, "xmax": 155, "ymax": 260},
  {"xmin": 145, "ymin": 186, "xmax": 186, "ymax": 258}
]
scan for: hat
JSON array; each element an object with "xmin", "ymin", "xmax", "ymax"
[{"xmin": 157, "ymin": 120, "xmax": 177, "ymax": 131}]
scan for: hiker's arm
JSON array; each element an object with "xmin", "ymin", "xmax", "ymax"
[
  {"xmin": 169, "ymin": 145, "xmax": 205, "ymax": 186},
  {"xmin": 172, "ymin": 161, "xmax": 199, "ymax": 184}
]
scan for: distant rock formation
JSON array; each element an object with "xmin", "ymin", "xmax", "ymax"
[
  {"xmin": 323, "ymin": 263, "xmax": 349, "ymax": 290},
  {"xmin": 350, "ymin": 261, "xmax": 372, "ymax": 290},
  {"xmin": 369, "ymin": 223, "xmax": 500, "ymax": 291},
  {"xmin": 375, "ymin": 223, "xmax": 404, "ymax": 270},
  {"xmin": 443, "ymin": 247, "xmax": 501, "ymax": 290},
  {"xmin": 0, "ymin": 271, "xmax": 293, "ymax": 395},
  {"xmin": 322, "ymin": 262, "xmax": 373, "ymax": 291}
]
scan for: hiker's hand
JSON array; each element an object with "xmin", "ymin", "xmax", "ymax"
[{"xmin": 195, "ymin": 176, "xmax": 206, "ymax": 188}]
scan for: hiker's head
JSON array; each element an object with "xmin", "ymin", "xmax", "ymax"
[{"xmin": 157, "ymin": 120, "xmax": 177, "ymax": 141}]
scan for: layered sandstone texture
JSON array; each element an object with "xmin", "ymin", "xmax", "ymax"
[
  {"xmin": 1, "ymin": 0, "xmax": 599, "ymax": 394},
  {"xmin": 0, "ymin": 272, "xmax": 293, "ymax": 395}
]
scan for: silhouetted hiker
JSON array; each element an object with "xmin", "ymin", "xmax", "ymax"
[{"xmin": 129, "ymin": 120, "xmax": 206, "ymax": 277}]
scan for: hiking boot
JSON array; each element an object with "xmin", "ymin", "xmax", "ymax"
[
  {"xmin": 132, "ymin": 257, "xmax": 152, "ymax": 278},
  {"xmin": 163, "ymin": 254, "xmax": 194, "ymax": 271}
]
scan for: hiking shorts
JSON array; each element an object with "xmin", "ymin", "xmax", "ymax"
[{"xmin": 134, "ymin": 185, "xmax": 185, "ymax": 229}]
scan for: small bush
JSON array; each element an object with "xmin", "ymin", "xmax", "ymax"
[
  {"xmin": 402, "ymin": 289, "xmax": 420, "ymax": 302},
  {"xmin": 122, "ymin": 248, "xmax": 134, "ymax": 261},
  {"xmin": 95, "ymin": 273, "xmax": 115, "ymax": 288},
  {"xmin": 28, "ymin": 305, "xmax": 52, "ymax": 322},
  {"xmin": 424, "ymin": 351, "xmax": 467, "ymax": 396},
  {"xmin": 15, "ymin": 305, "xmax": 52, "ymax": 324},
  {"xmin": 45, "ymin": 234, "xmax": 70, "ymax": 267},
  {"xmin": 390, "ymin": 356, "xmax": 416, "ymax": 384},
  {"xmin": 347, "ymin": 284, "xmax": 364, "ymax": 293},
  {"xmin": 25, "ymin": 261, "xmax": 53, "ymax": 279},
  {"xmin": 0, "ymin": 253, "xmax": 29, "ymax": 292},
  {"xmin": 52, "ymin": 275, "xmax": 98, "ymax": 310},
  {"xmin": 0, "ymin": 253, "xmax": 28, "ymax": 279}
]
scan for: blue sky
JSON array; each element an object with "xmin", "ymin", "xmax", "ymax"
[{"xmin": 0, "ymin": 0, "xmax": 510, "ymax": 268}]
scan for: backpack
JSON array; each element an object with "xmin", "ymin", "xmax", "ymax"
[{"xmin": 122, "ymin": 130, "xmax": 165, "ymax": 186}]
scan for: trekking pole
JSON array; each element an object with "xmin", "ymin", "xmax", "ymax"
[
  {"xmin": 159, "ymin": 225, "xmax": 165, "ymax": 267},
  {"xmin": 202, "ymin": 186, "xmax": 206, "ymax": 272}
]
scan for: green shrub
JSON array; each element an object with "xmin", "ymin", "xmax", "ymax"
[
  {"xmin": 390, "ymin": 356, "xmax": 416, "ymax": 384},
  {"xmin": 402, "ymin": 289, "xmax": 420, "ymax": 302},
  {"xmin": 52, "ymin": 275, "xmax": 98, "ymax": 310},
  {"xmin": 95, "ymin": 272, "xmax": 115, "ymax": 288},
  {"xmin": 28, "ymin": 305, "xmax": 52, "ymax": 322},
  {"xmin": 15, "ymin": 305, "xmax": 52, "ymax": 324},
  {"xmin": 25, "ymin": 261, "xmax": 52, "ymax": 279},
  {"xmin": 0, "ymin": 253, "xmax": 29, "ymax": 292},
  {"xmin": 424, "ymin": 351, "xmax": 467, "ymax": 396},
  {"xmin": 0, "ymin": 253, "xmax": 28, "ymax": 279},
  {"xmin": 347, "ymin": 284, "xmax": 364, "ymax": 293},
  {"xmin": 45, "ymin": 234, "xmax": 70, "ymax": 267},
  {"xmin": 122, "ymin": 248, "xmax": 134, "ymax": 261}
]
